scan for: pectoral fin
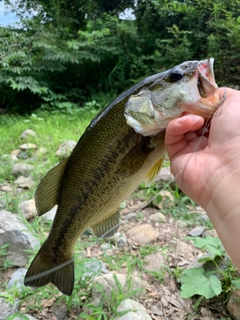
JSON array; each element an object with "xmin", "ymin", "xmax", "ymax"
[
  {"xmin": 91, "ymin": 211, "xmax": 120, "ymax": 238},
  {"xmin": 35, "ymin": 158, "xmax": 69, "ymax": 216}
]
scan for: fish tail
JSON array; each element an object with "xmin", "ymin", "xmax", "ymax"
[{"xmin": 24, "ymin": 247, "xmax": 74, "ymax": 296}]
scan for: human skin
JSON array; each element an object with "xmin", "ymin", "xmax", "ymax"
[{"xmin": 165, "ymin": 88, "xmax": 240, "ymax": 270}]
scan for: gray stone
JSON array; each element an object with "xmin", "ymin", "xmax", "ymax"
[
  {"xmin": 92, "ymin": 274, "xmax": 146, "ymax": 302},
  {"xmin": 149, "ymin": 212, "xmax": 166, "ymax": 223},
  {"xmin": 55, "ymin": 140, "xmax": 76, "ymax": 158},
  {"xmin": 20, "ymin": 129, "xmax": 36, "ymax": 139},
  {"xmin": 18, "ymin": 199, "xmax": 37, "ymax": 220},
  {"xmin": 188, "ymin": 226, "xmax": 205, "ymax": 237},
  {"xmin": 227, "ymin": 288, "xmax": 240, "ymax": 320},
  {"xmin": 144, "ymin": 252, "xmax": 165, "ymax": 272},
  {"xmin": 82, "ymin": 258, "xmax": 108, "ymax": 279},
  {"xmin": 53, "ymin": 303, "xmax": 68, "ymax": 320},
  {"xmin": 0, "ymin": 184, "xmax": 13, "ymax": 192},
  {"xmin": 115, "ymin": 299, "xmax": 152, "ymax": 320},
  {"xmin": 127, "ymin": 224, "xmax": 160, "ymax": 244},
  {"xmin": 109, "ymin": 232, "xmax": 127, "ymax": 247},
  {"xmin": 0, "ymin": 296, "xmax": 19, "ymax": 320},
  {"xmin": 11, "ymin": 150, "xmax": 21, "ymax": 158},
  {"xmin": 202, "ymin": 229, "xmax": 218, "ymax": 238},
  {"xmin": 0, "ymin": 210, "xmax": 40, "ymax": 266},
  {"xmin": 155, "ymin": 167, "xmax": 174, "ymax": 184},
  {"xmin": 124, "ymin": 212, "xmax": 137, "ymax": 221},
  {"xmin": 7, "ymin": 268, "xmax": 27, "ymax": 292},
  {"xmin": 11, "ymin": 163, "xmax": 34, "ymax": 177},
  {"xmin": 14, "ymin": 176, "xmax": 35, "ymax": 189}
]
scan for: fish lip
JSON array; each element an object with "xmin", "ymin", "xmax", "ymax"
[{"xmin": 197, "ymin": 58, "xmax": 218, "ymax": 98}]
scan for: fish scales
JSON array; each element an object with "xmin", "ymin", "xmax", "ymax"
[{"xmin": 24, "ymin": 58, "xmax": 222, "ymax": 295}]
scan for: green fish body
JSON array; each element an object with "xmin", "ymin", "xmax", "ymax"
[{"xmin": 24, "ymin": 59, "xmax": 221, "ymax": 295}]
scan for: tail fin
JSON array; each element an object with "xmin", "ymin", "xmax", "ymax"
[{"xmin": 24, "ymin": 248, "xmax": 74, "ymax": 296}]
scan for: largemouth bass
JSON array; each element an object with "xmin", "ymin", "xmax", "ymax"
[{"xmin": 24, "ymin": 59, "xmax": 221, "ymax": 295}]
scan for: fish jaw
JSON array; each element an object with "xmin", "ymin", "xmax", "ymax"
[{"xmin": 124, "ymin": 58, "xmax": 221, "ymax": 136}]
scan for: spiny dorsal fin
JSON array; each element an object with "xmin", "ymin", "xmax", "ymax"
[
  {"xmin": 146, "ymin": 157, "xmax": 164, "ymax": 184},
  {"xmin": 91, "ymin": 211, "xmax": 120, "ymax": 238},
  {"xmin": 35, "ymin": 158, "xmax": 68, "ymax": 216}
]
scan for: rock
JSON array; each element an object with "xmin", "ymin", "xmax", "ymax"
[
  {"xmin": 6, "ymin": 268, "xmax": 27, "ymax": 292},
  {"xmin": 54, "ymin": 303, "xmax": 68, "ymax": 320},
  {"xmin": 227, "ymin": 288, "xmax": 240, "ymax": 320},
  {"xmin": 154, "ymin": 190, "xmax": 175, "ymax": 209},
  {"xmin": 0, "ymin": 184, "xmax": 13, "ymax": 192},
  {"xmin": 41, "ymin": 206, "xmax": 57, "ymax": 222},
  {"xmin": 188, "ymin": 226, "xmax": 205, "ymax": 237},
  {"xmin": 82, "ymin": 258, "xmax": 108, "ymax": 279},
  {"xmin": 124, "ymin": 212, "xmax": 137, "ymax": 221},
  {"xmin": 14, "ymin": 176, "xmax": 35, "ymax": 189},
  {"xmin": 0, "ymin": 296, "xmax": 19, "ymax": 320},
  {"xmin": 35, "ymin": 147, "xmax": 47, "ymax": 156},
  {"xmin": 55, "ymin": 140, "xmax": 76, "ymax": 158},
  {"xmin": 92, "ymin": 274, "xmax": 146, "ymax": 303},
  {"xmin": 0, "ymin": 210, "xmax": 40, "ymax": 266},
  {"xmin": 149, "ymin": 211, "xmax": 166, "ymax": 223},
  {"xmin": 109, "ymin": 232, "xmax": 127, "ymax": 247},
  {"xmin": 115, "ymin": 299, "xmax": 152, "ymax": 320},
  {"xmin": 100, "ymin": 243, "xmax": 117, "ymax": 252},
  {"xmin": 11, "ymin": 150, "xmax": 21, "ymax": 157},
  {"xmin": 18, "ymin": 199, "xmax": 37, "ymax": 220},
  {"xmin": 202, "ymin": 229, "xmax": 218, "ymax": 238},
  {"xmin": 11, "ymin": 163, "xmax": 34, "ymax": 177},
  {"xmin": 144, "ymin": 252, "xmax": 165, "ymax": 272},
  {"xmin": 155, "ymin": 167, "xmax": 174, "ymax": 184},
  {"xmin": 170, "ymin": 239, "xmax": 194, "ymax": 260},
  {"xmin": 20, "ymin": 129, "xmax": 36, "ymax": 139},
  {"xmin": 19, "ymin": 143, "xmax": 38, "ymax": 150},
  {"xmin": 127, "ymin": 224, "xmax": 160, "ymax": 244},
  {"xmin": 1, "ymin": 154, "xmax": 18, "ymax": 163}
]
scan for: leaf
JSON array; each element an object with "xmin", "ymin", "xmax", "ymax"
[
  {"xmin": 187, "ymin": 236, "xmax": 224, "ymax": 257},
  {"xmin": 231, "ymin": 278, "xmax": 240, "ymax": 289},
  {"xmin": 180, "ymin": 267, "xmax": 222, "ymax": 299}
]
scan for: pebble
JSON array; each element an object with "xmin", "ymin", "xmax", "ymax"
[
  {"xmin": 155, "ymin": 167, "xmax": 175, "ymax": 184},
  {"xmin": 0, "ymin": 296, "xmax": 19, "ymax": 320},
  {"xmin": 149, "ymin": 211, "xmax": 166, "ymax": 223},
  {"xmin": 188, "ymin": 226, "xmax": 205, "ymax": 237},
  {"xmin": 11, "ymin": 163, "xmax": 34, "ymax": 177},
  {"xmin": 82, "ymin": 258, "xmax": 108, "ymax": 279},
  {"xmin": 0, "ymin": 210, "xmax": 40, "ymax": 266},
  {"xmin": 115, "ymin": 299, "xmax": 152, "ymax": 320},
  {"xmin": 154, "ymin": 190, "xmax": 175, "ymax": 209},
  {"xmin": 14, "ymin": 176, "xmax": 35, "ymax": 189},
  {"xmin": 1, "ymin": 184, "xmax": 13, "ymax": 192},
  {"xmin": 127, "ymin": 223, "xmax": 160, "ymax": 244},
  {"xmin": 6, "ymin": 268, "xmax": 27, "ymax": 292},
  {"xmin": 55, "ymin": 140, "xmax": 76, "ymax": 158},
  {"xmin": 20, "ymin": 129, "xmax": 36, "ymax": 139},
  {"xmin": 18, "ymin": 199, "xmax": 37, "ymax": 220},
  {"xmin": 41, "ymin": 206, "xmax": 57, "ymax": 222},
  {"xmin": 124, "ymin": 212, "xmax": 137, "ymax": 221},
  {"xmin": 144, "ymin": 252, "xmax": 165, "ymax": 272},
  {"xmin": 227, "ymin": 288, "xmax": 240, "ymax": 320},
  {"xmin": 19, "ymin": 143, "xmax": 38, "ymax": 150},
  {"xmin": 202, "ymin": 229, "xmax": 218, "ymax": 238},
  {"xmin": 11, "ymin": 150, "xmax": 21, "ymax": 157}
]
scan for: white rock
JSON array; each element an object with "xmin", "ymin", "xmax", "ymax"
[
  {"xmin": 115, "ymin": 299, "xmax": 152, "ymax": 320},
  {"xmin": 0, "ymin": 296, "xmax": 19, "ymax": 320},
  {"xmin": 7, "ymin": 268, "xmax": 27, "ymax": 292},
  {"xmin": 20, "ymin": 129, "xmax": 36, "ymax": 139},
  {"xmin": 155, "ymin": 190, "xmax": 175, "ymax": 209},
  {"xmin": 41, "ymin": 206, "xmax": 57, "ymax": 221},
  {"xmin": 0, "ymin": 210, "xmax": 40, "ymax": 266},
  {"xmin": 149, "ymin": 212, "xmax": 166, "ymax": 222},
  {"xmin": 55, "ymin": 140, "xmax": 76, "ymax": 158},
  {"xmin": 144, "ymin": 252, "xmax": 165, "ymax": 272},
  {"xmin": 11, "ymin": 163, "xmax": 34, "ymax": 177},
  {"xmin": 127, "ymin": 224, "xmax": 160, "ymax": 244},
  {"xmin": 19, "ymin": 143, "xmax": 38, "ymax": 150},
  {"xmin": 14, "ymin": 176, "xmax": 35, "ymax": 189},
  {"xmin": 18, "ymin": 199, "xmax": 37, "ymax": 220}
]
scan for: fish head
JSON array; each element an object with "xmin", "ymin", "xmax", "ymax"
[{"xmin": 124, "ymin": 58, "xmax": 221, "ymax": 136}]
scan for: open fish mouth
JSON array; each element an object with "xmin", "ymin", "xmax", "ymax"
[{"xmin": 197, "ymin": 58, "xmax": 218, "ymax": 98}]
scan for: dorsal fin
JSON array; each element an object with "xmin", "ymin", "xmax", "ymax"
[{"xmin": 35, "ymin": 158, "xmax": 68, "ymax": 216}]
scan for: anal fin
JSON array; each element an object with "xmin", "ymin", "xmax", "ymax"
[{"xmin": 91, "ymin": 211, "xmax": 120, "ymax": 238}]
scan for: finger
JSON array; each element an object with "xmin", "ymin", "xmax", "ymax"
[{"xmin": 165, "ymin": 114, "xmax": 204, "ymax": 146}]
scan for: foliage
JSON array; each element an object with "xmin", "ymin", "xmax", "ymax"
[{"xmin": 0, "ymin": 0, "xmax": 239, "ymax": 112}]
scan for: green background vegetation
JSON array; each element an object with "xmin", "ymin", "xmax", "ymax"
[{"xmin": 0, "ymin": 0, "xmax": 240, "ymax": 113}]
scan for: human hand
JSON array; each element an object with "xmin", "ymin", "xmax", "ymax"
[{"xmin": 165, "ymin": 87, "xmax": 240, "ymax": 209}]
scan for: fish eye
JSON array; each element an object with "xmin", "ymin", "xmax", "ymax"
[{"xmin": 170, "ymin": 70, "xmax": 184, "ymax": 82}]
